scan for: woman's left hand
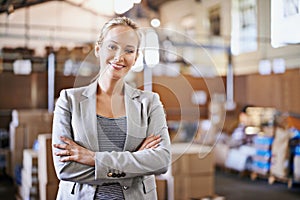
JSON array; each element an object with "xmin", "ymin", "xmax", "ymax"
[{"xmin": 53, "ymin": 136, "xmax": 95, "ymax": 166}]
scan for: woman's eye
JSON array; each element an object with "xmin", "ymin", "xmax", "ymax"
[
  {"xmin": 107, "ymin": 44, "xmax": 117, "ymax": 50},
  {"xmin": 125, "ymin": 49, "xmax": 135, "ymax": 54}
]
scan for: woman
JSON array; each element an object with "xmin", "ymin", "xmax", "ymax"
[{"xmin": 52, "ymin": 17, "xmax": 171, "ymax": 200}]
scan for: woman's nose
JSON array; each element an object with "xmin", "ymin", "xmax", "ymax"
[{"xmin": 114, "ymin": 51, "xmax": 124, "ymax": 62}]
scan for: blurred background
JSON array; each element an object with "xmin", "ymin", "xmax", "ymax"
[{"xmin": 0, "ymin": 0, "xmax": 300, "ymax": 200}]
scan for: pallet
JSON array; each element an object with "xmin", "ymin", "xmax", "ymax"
[
  {"xmin": 268, "ymin": 175, "xmax": 293, "ymax": 188},
  {"xmin": 250, "ymin": 171, "xmax": 269, "ymax": 181},
  {"xmin": 251, "ymin": 172, "xmax": 294, "ymax": 188},
  {"xmin": 218, "ymin": 166, "xmax": 251, "ymax": 178}
]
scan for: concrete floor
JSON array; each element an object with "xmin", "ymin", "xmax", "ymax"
[
  {"xmin": 215, "ymin": 169, "xmax": 300, "ymax": 200},
  {"xmin": 1, "ymin": 168, "xmax": 300, "ymax": 200}
]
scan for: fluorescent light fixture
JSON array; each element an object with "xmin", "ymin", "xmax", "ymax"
[
  {"xmin": 132, "ymin": 0, "xmax": 141, "ymax": 3},
  {"xmin": 272, "ymin": 58, "xmax": 285, "ymax": 74},
  {"xmin": 258, "ymin": 59, "xmax": 271, "ymax": 75},
  {"xmin": 114, "ymin": 0, "xmax": 133, "ymax": 14},
  {"xmin": 144, "ymin": 30, "xmax": 159, "ymax": 66},
  {"xmin": 151, "ymin": 18, "xmax": 161, "ymax": 28}
]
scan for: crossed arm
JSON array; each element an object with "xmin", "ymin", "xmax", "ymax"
[
  {"xmin": 53, "ymin": 134, "xmax": 162, "ymax": 166},
  {"xmin": 52, "ymin": 89, "xmax": 171, "ymax": 184}
]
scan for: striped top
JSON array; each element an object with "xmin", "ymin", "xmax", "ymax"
[{"xmin": 94, "ymin": 115, "xmax": 127, "ymax": 200}]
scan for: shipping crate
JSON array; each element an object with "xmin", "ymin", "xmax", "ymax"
[
  {"xmin": 38, "ymin": 134, "xmax": 59, "ymax": 200},
  {"xmin": 171, "ymin": 143, "xmax": 215, "ymax": 200},
  {"xmin": 20, "ymin": 149, "xmax": 39, "ymax": 200},
  {"xmin": 9, "ymin": 109, "xmax": 53, "ymax": 178}
]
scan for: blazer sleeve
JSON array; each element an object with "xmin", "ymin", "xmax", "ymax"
[
  {"xmin": 52, "ymin": 89, "xmax": 97, "ymax": 184},
  {"xmin": 94, "ymin": 93, "xmax": 171, "ymax": 179}
]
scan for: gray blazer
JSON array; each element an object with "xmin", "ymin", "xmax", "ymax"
[{"xmin": 52, "ymin": 81, "xmax": 171, "ymax": 200}]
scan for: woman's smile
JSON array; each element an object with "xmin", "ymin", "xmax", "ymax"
[{"xmin": 109, "ymin": 62, "xmax": 125, "ymax": 70}]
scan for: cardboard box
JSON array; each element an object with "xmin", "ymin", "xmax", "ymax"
[
  {"xmin": 174, "ymin": 174, "xmax": 214, "ymax": 200},
  {"xmin": 11, "ymin": 109, "xmax": 53, "ymax": 127},
  {"xmin": 38, "ymin": 134, "xmax": 59, "ymax": 184},
  {"xmin": 9, "ymin": 109, "xmax": 53, "ymax": 178},
  {"xmin": 171, "ymin": 144, "xmax": 215, "ymax": 200},
  {"xmin": 172, "ymin": 143, "xmax": 214, "ymax": 175},
  {"xmin": 9, "ymin": 124, "xmax": 25, "ymax": 175},
  {"xmin": 156, "ymin": 179, "xmax": 167, "ymax": 200},
  {"xmin": 23, "ymin": 149, "xmax": 38, "ymax": 172},
  {"xmin": 39, "ymin": 182, "xmax": 58, "ymax": 200},
  {"xmin": 20, "ymin": 185, "xmax": 39, "ymax": 200},
  {"xmin": 213, "ymin": 143, "xmax": 229, "ymax": 167},
  {"xmin": 21, "ymin": 168, "xmax": 38, "ymax": 187},
  {"xmin": 19, "ymin": 180, "xmax": 39, "ymax": 200}
]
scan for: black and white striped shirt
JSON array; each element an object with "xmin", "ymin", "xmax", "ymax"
[{"xmin": 94, "ymin": 115, "xmax": 127, "ymax": 200}]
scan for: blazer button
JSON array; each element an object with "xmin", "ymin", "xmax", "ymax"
[
  {"xmin": 112, "ymin": 173, "xmax": 117, "ymax": 177},
  {"xmin": 121, "ymin": 172, "xmax": 126, "ymax": 177},
  {"xmin": 123, "ymin": 186, "xmax": 128, "ymax": 190},
  {"xmin": 107, "ymin": 172, "xmax": 113, "ymax": 177}
]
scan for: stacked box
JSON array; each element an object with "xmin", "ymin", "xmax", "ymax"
[
  {"xmin": 270, "ymin": 128, "xmax": 291, "ymax": 178},
  {"xmin": 20, "ymin": 149, "xmax": 39, "ymax": 200},
  {"xmin": 252, "ymin": 136, "xmax": 273, "ymax": 175},
  {"xmin": 156, "ymin": 179, "xmax": 167, "ymax": 200},
  {"xmin": 56, "ymin": 47, "xmax": 70, "ymax": 73},
  {"xmin": 9, "ymin": 109, "xmax": 53, "ymax": 178},
  {"xmin": 172, "ymin": 143, "xmax": 214, "ymax": 200},
  {"xmin": 38, "ymin": 134, "xmax": 59, "ymax": 200}
]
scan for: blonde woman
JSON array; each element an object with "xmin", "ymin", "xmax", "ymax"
[{"xmin": 52, "ymin": 17, "xmax": 171, "ymax": 200}]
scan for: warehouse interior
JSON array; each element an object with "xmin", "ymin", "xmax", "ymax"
[{"xmin": 0, "ymin": 0, "xmax": 300, "ymax": 199}]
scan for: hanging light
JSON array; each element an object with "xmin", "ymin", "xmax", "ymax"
[
  {"xmin": 114, "ymin": 0, "xmax": 134, "ymax": 14},
  {"xmin": 114, "ymin": 0, "xmax": 141, "ymax": 14},
  {"xmin": 132, "ymin": 0, "xmax": 142, "ymax": 3},
  {"xmin": 151, "ymin": 18, "xmax": 161, "ymax": 28},
  {"xmin": 144, "ymin": 30, "xmax": 160, "ymax": 67}
]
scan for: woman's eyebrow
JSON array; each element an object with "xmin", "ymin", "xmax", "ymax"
[{"xmin": 108, "ymin": 39, "xmax": 136, "ymax": 49}]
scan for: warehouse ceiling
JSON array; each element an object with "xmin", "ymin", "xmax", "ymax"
[
  {"xmin": 0, "ymin": 0, "xmax": 174, "ymax": 16},
  {"xmin": 0, "ymin": 0, "xmax": 176, "ymax": 52}
]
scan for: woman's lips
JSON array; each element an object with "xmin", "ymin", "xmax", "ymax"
[{"xmin": 110, "ymin": 63, "xmax": 124, "ymax": 70}]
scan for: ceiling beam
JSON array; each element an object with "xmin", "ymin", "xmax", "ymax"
[{"xmin": 0, "ymin": 0, "xmax": 53, "ymax": 14}]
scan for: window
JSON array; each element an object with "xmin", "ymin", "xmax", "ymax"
[
  {"xmin": 231, "ymin": 0, "xmax": 257, "ymax": 55},
  {"xmin": 271, "ymin": 0, "xmax": 300, "ymax": 47}
]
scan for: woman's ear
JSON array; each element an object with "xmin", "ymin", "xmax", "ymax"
[{"xmin": 94, "ymin": 45, "xmax": 100, "ymax": 57}]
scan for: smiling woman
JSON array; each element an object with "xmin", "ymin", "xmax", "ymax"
[
  {"xmin": 96, "ymin": 25, "xmax": 139, "ymax": 81},
  {"xmin": 51, "ymin": 16, "xmax": 171, "ymax": 200}
]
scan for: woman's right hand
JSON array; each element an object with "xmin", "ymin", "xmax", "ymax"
[{"xmin": 137, "ymin": 134, "xmax": 161, "ymax": 151}]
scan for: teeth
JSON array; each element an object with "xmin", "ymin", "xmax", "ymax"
[{"xmin": 111, "ymin": 63, "xmax": 123, "ymax": 69}]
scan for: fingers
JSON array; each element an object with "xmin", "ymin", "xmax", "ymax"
[
  {"xmin": 59, "ymin": 136, "xmax": 73, "ymax": 145},
  {"xmin": 53, "ymin": 143, "xmax": 68, "ymax": 150},
  {"xmin": 145, "ymin": 136, "xmax": 161, "ymax": 149},
  {"xmin": 59, "ymin": 155, "xmax": 73, "ymax": 162},
  {"xmin": 53, "ymin": 136, "xmax": 74, "ymax": 160},
  {"xmin": 53, "ymin": 136, "xmax": 76, "ymax": 151},
  {"xmin": 54, "ymin": 149, "xmax": 71, "ymax": 156},
  {"xmin": 138, "ymin": 134, "xmax": 161, "ymax": 151}
]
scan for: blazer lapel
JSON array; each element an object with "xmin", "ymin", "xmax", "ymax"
[
  {"xmin": 79, "ymin": 81, "xmax": 99, "ymax": 151},
  {"xmin": 123, "ymin": 83, "xmax": 147, "ymax": 152}
]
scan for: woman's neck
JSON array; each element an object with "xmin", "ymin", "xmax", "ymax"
[{"xmin": 97, "ymin": 77, "xmax": 124, "ymax": 96}]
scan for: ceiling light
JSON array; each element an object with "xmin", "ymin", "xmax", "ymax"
[
  {"xmin": 150, "ymin": 18, "xmax": 161, "ymax": 28},
  {"xmin": 114, "ymin": 0, "xmax": 134, "ymax": 14}
]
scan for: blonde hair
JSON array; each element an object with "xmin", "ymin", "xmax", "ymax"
[
  {"xmin": 96, "ymin": 16, "xmax": 140, "ymax": 47},
  {"xmin": 91, "ymin": 17, "xmax": 141, "ymax": 83}
]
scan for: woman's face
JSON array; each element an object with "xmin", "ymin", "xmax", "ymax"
[{"xmin": 97, "ymin": 25, "xmax": 139, "ymax": 80}]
